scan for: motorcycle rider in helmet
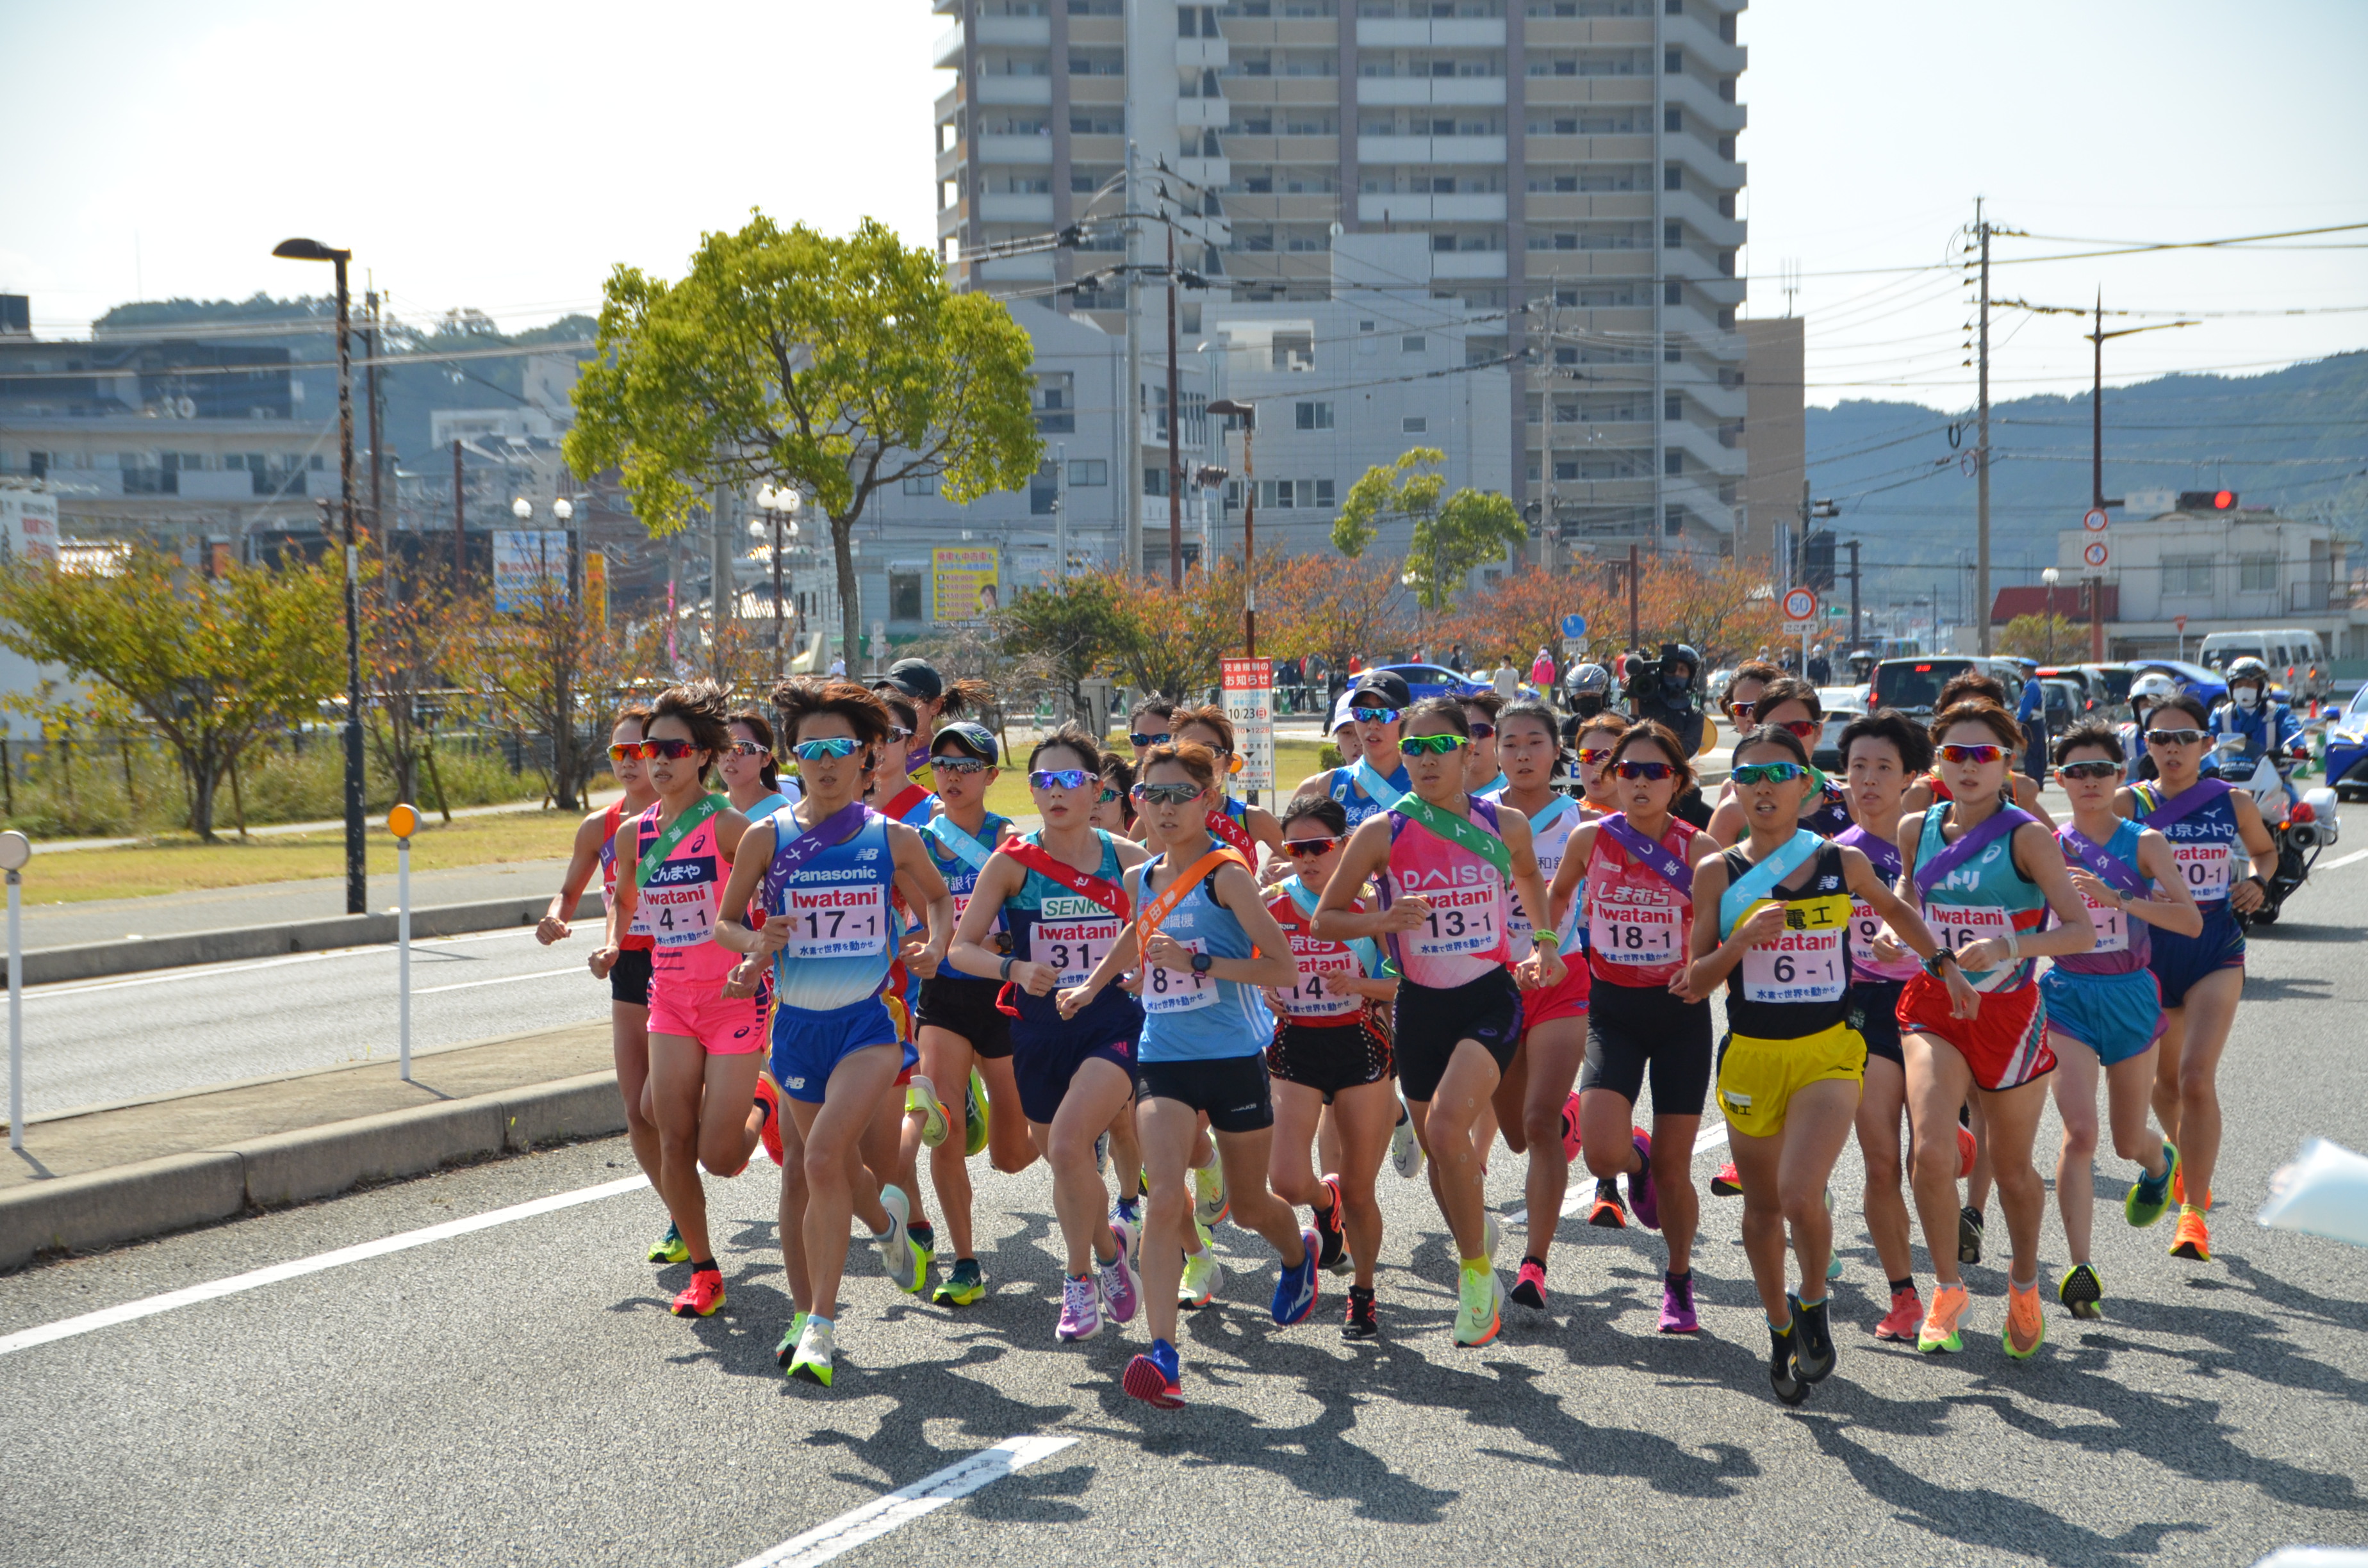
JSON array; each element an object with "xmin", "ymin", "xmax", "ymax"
[
  {"xmin": 2210, "ymin": 657, "xmax": 2305, "ymax": 805},
  {"xmin": 1563, "ymin": 662, "xmax": 1613, "ymax": 724}
]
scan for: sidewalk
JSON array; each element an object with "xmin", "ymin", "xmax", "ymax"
[
  {"xmin": 40, "ymin": 788, "xmax": 625, "ymax": 856},
  {"xmin": 1, "ymin": 1022, "xmax": 620, "ymax": 1270}
]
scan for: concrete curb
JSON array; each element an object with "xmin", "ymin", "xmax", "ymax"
[
  {"xmin": 2, "ymin": 892, "xmax": 604, "ymax": 988},
  {"xmin": 0, "ymin": 1069, "xmax": 627, "ymax": 1271}
]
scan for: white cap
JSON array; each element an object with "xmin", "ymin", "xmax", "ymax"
[{"xmin": 1331, "ymin": 692, "xmax": 1358, "ymax": 731}]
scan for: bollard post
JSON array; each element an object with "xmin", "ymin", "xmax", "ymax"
[
  {"xmin": 388, "ymin": 804, "xmax": 418, "ymax": 1082},
  {"xmin": 1, "ymin": 831, "xmax": 30, "ymax": 1152}
]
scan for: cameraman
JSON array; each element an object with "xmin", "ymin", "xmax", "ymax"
[{"xmin": 1623, "ymin": 641, "xmax": 1713, "ymax": 828}]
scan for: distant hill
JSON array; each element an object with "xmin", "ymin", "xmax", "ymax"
[
  {"xmin": 89, "ymin": 295, "xmax": 597, "ymax": 473},
  {"xmin": 1804, "ymin": 351, "xmax": 2368, "ymax": 613}
]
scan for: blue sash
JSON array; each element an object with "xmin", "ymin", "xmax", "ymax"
[{"xmin": 1719, "ymin": 829, "xmax": 1823, "ymax": 939}]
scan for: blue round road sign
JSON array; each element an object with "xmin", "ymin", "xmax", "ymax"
[{"xmin": 1560, "ymin": 612, "xmax": 1588, "ymax": 639}]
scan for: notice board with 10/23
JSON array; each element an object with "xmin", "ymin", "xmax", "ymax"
[{"xmin": 1221, "ymin": 658, "xmax": 1276, "ymax": 797}]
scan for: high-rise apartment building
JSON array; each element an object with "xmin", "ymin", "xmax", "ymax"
[{"xmin": 931, "ymin": 0, "xmax": 1748, "ymax": 558}]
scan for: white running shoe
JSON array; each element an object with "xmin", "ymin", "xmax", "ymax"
[
  {"xmin": 876, "ymin": 1185, "xmax": 918, "ymax": 1292},
  {"xmin": 1391, "ymin": 1101, "xmax": 1424, "ymax": 1179}
]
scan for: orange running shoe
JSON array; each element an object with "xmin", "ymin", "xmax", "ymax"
[
  {"xmin": 754, "ymin": 1072, "xmax": 786, "ymax": 1168},
  {"xmin": 2169, "ymin": 1207, "xmax": 2212, "ymax": 1262},
  {"xmin": 1918, "ymin": 1281, "xmax": 1969, "ymax": 1353},
  {"xmin": 2002, "ymin": 1278, "xmax": 2044, "ymax": 1359},
  {"xmin": 1874, "ymin": 1284, "xmax": 1923, "ymax": 1343},
  {"xmin": 671, "ymin": 1267, "xmax": 727, "ymax": 1318},
  {"xmin": 1956, "ymin": 1123, "xmax": 1977, "ymax": 1178},
  {"xmin": 2170, "ymin": 1164, "xmax": 2212, "ymax": 1211},
  {"xmin": 1709, "ymin": 1161, "xmax": 1743, "ymax": 1197}
]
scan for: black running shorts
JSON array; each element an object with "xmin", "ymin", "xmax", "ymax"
[
  {"xmin": 1394, "ymin": 967, "xmax": 1524, "ymax": 1106},
  {"xmin": 1136, "ymin": 1053, "xmax": 1275, "ymax": 1134},
  {"xmin": 1581, "ymin": 977, "xmax": 1712, "ymax": 1116},
  {"xmin": 1265, "ymin": 1011, "xmax": 1394, "ymax": 1102},
  {"xmin": 916, "ymin": 973, "xmax": 1014, "ymax": 1059},
  {"xmin": 610, "ymin": 946, "xmax": 653, "ymax": 1008}
]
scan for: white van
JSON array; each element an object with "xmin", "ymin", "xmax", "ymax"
[{"xmin": 2196, "ymin": 629, "xmax": 2329, "ymax": 700}]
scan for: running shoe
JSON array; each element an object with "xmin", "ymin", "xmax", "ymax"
[
  {"xmin": 1454, "ymin": 1261, "xmax": 1503, "ymax": 1348},
  {"xmin": 1559, "ymin": 1092, "xmax": 1584, "ymax": 1161},
  {"xmin": 933, "ymin": 1258, "xmax": 986, "ymax": 1307},
  {"xmin": 787, "ymin": 1316, "xmax": 834, "ymax": 1387},
  {"xmin": 753, "ymin": 1072, "xmax": 785, "ymax": 1168},
  {"xmin": 877, "ymin": 1186, "xmax": 921, "ymax": 1293},
  {"xmin": 1391, "ymin": 1100, "xmax": 1423, "ymax": 1179},
  {"xmin": 1823, "ymin": 1188, "xmax": 1843, "ymax": 1282},
  {"xmin": 1483, "ymin": 1212, "xmax": 1504, "ymax": 1266},
  {"xmin": 1311, "ymin": 1175, "xmax": 1349, "ymax": 1274},
  {"xmin": 647, "ymin": 1221, "xmax": 689, "ymax": 1266},
  {"xmin": 2171, "ymin": 1163, "xmax": 2211, "ymax": 1212},
  {"xmin": 1343, "ymin": 1285, "xmax": 1379, "ymax": 1342},
  {"xmin": 1271, "ymin": 1229, "xmax": 1321, "ymax": 1326},
  {"xmin": 1710, "ymin": 1161, "xmax": 1743, "ymax": 1198},
  {"xmin": 964, "ymin": 1069, "xmax": 991, "ymax": 1159},
  {"xmin": 1112, "ymin": 1202, "xmax": 1142, "ymax": 1262},
  {"xmin": 907, "ymin": 1074, "xmax": 949, "ymax": 1150},
  {"xmin": 2003, "ymin": 1277, "xmax": 2045, "ymax": 1358},
  {"xmin": 1874, "ymin": 1285, "xmax": 1922, "ymax": 1343},
  {"xmin": 1179, "ymin": 1245, "xmax": 1226, "ymax": 1309},
  {"xmin": 1122, "ymin": 1337, "xmax": 1185, "ymax": 1409},
  {"xmin": 1625, "ymin": 1131, "xmax": 1660, "ymax": 1230},
  {"xmin": 1098, "ymin": 1243, "xmax": 1143, "ymax": 1327},
  {"xmin": 2059, "ymin": 1262, "xmax": 2103, "ymax": 1321},
  {"xmin": 1659, "ymin": 1270, "xmax": 1700, "ymax": 1334},
  {"xmin": 671, "ymin": 1267, "xmax": 726, "ymax": 1318},
  {"xmin": 1956, "ymin": 1122, "xmax": 1978, "ymax": 1178},
  {"xmin": 1094, "ymin": 1131, "xmax": 1110, "ymax": 1177},
  {"xmin": 1918, "ymin": 1282, "xmax": 1969, "ymax": 1354},
  {"xmin": 2126, "ymin": 1141, "xmax": 2178, "ymax": 1229},
  {"xmin": 1511, "ymin": 1257, "xmax": 1549, "ymax": 1311},
  {"xmin": 1791, "ymin": 1293, "xmax": 1836, "ymax": 1383},
  {"xmin": 774, "ymin": 1311, "xmax": 810, "ymax": 1368},
  {"xmin": 2169, "ymin": 1206, "xmax": 2212, "ymax": 1262},
  {"xmin": 1056, "ymin": 1271, "xmax": 1105, "ymax": 1343},
  {"xmin": 1768, "ymin": 1319, "xmax": 1808, "ymax": 1405},
  {"xmin": 1192, "ymin": 1159, "xmax": 1229, "ymax": 1227},
  {"xmin": 1957, "ymin": 1205, "xmax": 1985, "ymax": 1266},
  {"xmin": 1588, "ymin": 1177, "xmax": 1628, "ymax": 1229}
]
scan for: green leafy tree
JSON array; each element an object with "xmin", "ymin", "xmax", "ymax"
[
  {"xmin": 0, "ymin": 550, "xmax": 341, "ymax": 839},
  {"xmin": 2000, "ymin": 611, "xmax": 2082, "ymax": 666},
  {"xmin": 1333, "ymin": 447, "xmax": 1446, "ymax": 559},
  {"xmin": 998, "ymin": 573, "xmax": 1133, "ymax": 722},
  {"xmin": 566, "ymin": 214, "xmax": 1043, "ymax": 666},
  {"xmin": 1406, "ymin": 487, "xmax": 1527, "ymax": 614}
]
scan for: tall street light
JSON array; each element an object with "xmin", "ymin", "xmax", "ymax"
[
  {"xmin": 756, "ymin": 485, "xmax": 801, "ymax": 676},
  {"xmin": 273, "ymin": 236, "xmax": 365, "ymax": 915},
  {"xmin": 1205, "ymin": 399, "xmax": 1256, "ymax": 656}
]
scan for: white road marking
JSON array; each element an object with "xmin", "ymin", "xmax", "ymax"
[
  {"xmin": 411, "ymin": 967, "xmax": 582, "ymax": 995},
  {"xmin": 0, "ymin": 1175, "xmax": 649, "ymax": 1359},
  {"xmin": 1501, "ymin": 1122, "xmax": 1729, "ymax": 1226},
  {"xmin": 730, "ymin": 1437, "xmax": 1080, "ymax": 1568},
  {"xmin": 2319, "ymin": 847, "xmax": 2368, "ymax": 871},
  {"xmin": 25, "ymin": 927, "xmax": 539, "ymax": 1000}
]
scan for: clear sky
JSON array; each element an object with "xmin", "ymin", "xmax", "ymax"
[{"xmin": 2, "ymin": 0, "xmax": 2362, "ymax": 410}]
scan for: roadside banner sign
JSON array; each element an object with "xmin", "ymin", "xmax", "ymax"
[
  {"xmin": 1221, "ymin": 657, "xmax": 1275, "ymax": 796},
  {"xmin": 1781, "ymin": 587, "xmax": 1818, "ymax": 624}
]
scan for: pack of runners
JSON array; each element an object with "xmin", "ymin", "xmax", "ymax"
[{"xmin": 536, "ymin": 656, "xmax": 2271, "ymax": 1405}]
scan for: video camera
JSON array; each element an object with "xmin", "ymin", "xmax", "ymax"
[{"xmin": 1622, "ymin": 642, "xmax": 1699, "ymax": 711}]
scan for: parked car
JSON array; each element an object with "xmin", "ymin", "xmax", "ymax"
[
  {"xmin": 1375, "ymin": 662, "xmax": 1540, "ymax": 704},
  {"xmin": 2128, "ymin": 658, "xmax": 2230, "ymax": 711},
  {"xmin": 2324, "ymin": 683, "xmax": 2368, "ymax": 801},
  {"xmin": 1814, "ymin": 685, "xmax": 1866, "ymax": 771},
  {"xmin": 2040, "ymin": 678, "xmax": 2084, "ymax": 733},
  {"xmin": 1868, "ymin": 656, "xmax": 2028, "ymax": 716}
]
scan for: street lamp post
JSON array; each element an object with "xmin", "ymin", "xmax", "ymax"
[
  {"xmin": 273, "ymin": 237, "xmax": 365, "ymax": 916},
  {"xmin": 2042, "ymin": 566, "xmax": 2062, "ymax": 666},
  {"xmin": 1206, "ymin": 400, "xmax": 1257, "ymax": 657},
  {"xmin": 757, "ymin": 485, "xmax": 801, "ymax": 677}
]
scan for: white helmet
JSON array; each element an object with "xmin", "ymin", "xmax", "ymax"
[
  {"xmin": 2128, "ymin": 672, "xmax": 2179, "ymax": 714},
  {"xmin": 1330, "ymin": 692, "xmax": 1358, "ymax": 733}
]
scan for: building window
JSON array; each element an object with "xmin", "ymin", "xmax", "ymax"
[
  {"xmin": 1402, "ymin": 416, "xmax": 1428, "ymax": 433},
  {"xmin": 1401, "ymin": 334, "xmax": 1426, "ymax": 353},
  {"xmin": 1665, "ymin": 342, "xmax": 1682, "ymax": 363},
  {"xmin": 1664, "ymin": 47, "xmax": 1681, "ymax": 73},
  {"xmin": 1313, "ymin": 478, "xmax": 1335, "ymax": 507},
  {"xmin": 2164, "ymin": 557, "xmax": 2213, "ymax": 595},
  {"xmin": 1663, "ymin": 164, "xmax": 1682, "ymax": 192},
  {"xmin": 1665, "ymin": 450, "xmax": 1682, "ymax": 476},
  {"xmin": 901, "ymin": 475, "xmax": 939, "ymax": 496},
  {"xmin": 1145, "ymin": 467, "xmax": 1169, "ymax": 497},
  {"xmin": 1069, "ymin": 459, "xmax": 1108, "ymax": 486},
  {"xmin": 1295, "ymin": 400, "xmax": 1334, "ymax": 430},
  {"xmin": 1664, "ymin": 222, "xmax": 1681, "ymax": 249},
  {"xmin": 1665, "ymin": 394, "xmax": 1682, "ymax": 420},
  {"xmin": 1664, "ymin": 106, "xmax": 1682, "ymax": 133},
  {"xmin": 2239, "ymin": 555, "xmax": 2278, "ymax": 592},
  {"xmin": 1665, "ymin": 504, "xmax": 1684, "ymax": 535},
  {"xmin": 890, "ymin": 571, "xmax": 925, "ymax": 621},
  {"xmin": 1664, "ymin": 281, "xmax": 1682, "ymax": 305}
]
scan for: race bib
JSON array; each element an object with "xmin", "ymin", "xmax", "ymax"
[
  {"xmin": 2083, "ymin": 895, "xmax": 2129, "ymax": 954},
  {"xmin": 1589, "ymin": 903, "xmax": 1681, "ymax": 965},
  {"xmin": 636, "ymin": 858, "xmax": 719, "ymax": 949},
  {"xmin": 777, "ymin": 883, "xmax": 890, "ymax": 961},
  {"xmin": 1406, "ymin": 883, "xmax": 1500, "ymax": 961},
  {"xmin": 2171, "ymin": 840, "xmax": 2232, "ymax": 902},
  {"xmin": 1142, "ymin": 939, "xmax": 1215, "ymax": 1014},
  {"xmin": 1281, "ymin": 940, "xmax": 1360, "ymax": 1018},
  {"xmin": 1846, "ymin": 901, "xmax": 1887, "ymax": 968},
  {"xmin": 1740, "ymin": 927, "xmax": 1848, "ymax": 1004},
  {"xmin": 1924, "ymin": 902, "xmax": 2015, "ymax": 991},
  {"xmin": 1036, "ymin": 915, "xmax": 1124, "ymax": 988},
  {"xmin": 1506, "ymin": 845, "xmax": 1564, "ymax": 952}
]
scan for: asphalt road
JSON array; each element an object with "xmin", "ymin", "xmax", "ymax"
[
  {"xmin": 17, "ymin": 922, "xmax": 609, "ymax": 1117},
  {"xmin": 3, "ymin": 858, "xmax": 2366, "ymax": 1565}
]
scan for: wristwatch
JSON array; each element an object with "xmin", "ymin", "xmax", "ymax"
[
  {"xmin": 1922, "ymin": 948, "xmax": 1960, "ymax": 978},
  {"xmin": 1190, "ymin": 951, "xmax": 1214, "ymax": 975}
]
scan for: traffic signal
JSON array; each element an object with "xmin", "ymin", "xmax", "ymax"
[{"xmin": 2178, "ymin": 489, "xmax": 2237, "ymax": 512}]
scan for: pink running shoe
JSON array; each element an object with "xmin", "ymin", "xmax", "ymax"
[
  {"xmin": 1626, "ymin": 1129, "xmax": 1661, "ymax": 1231},
  {"xmin": 1657, "ymin": 1270, "xmax": 1698, "ymax": 1334},
  {"xmin": 1559, "ymin": 1093, "xmax": 1584, "ymax": 1161},
  {"xmin": 1098, "ymin": 1245, "xmax": 1142, "ymax": 1327},
  {"xmin": 1875, "ymin": 1285, "xmax": 1923, "ymax": 1343},
  {"xmin": 1055, "ymin": 1271, "xmax": 1103, "ymax": 1343},
  {"xmin": 1511, "ymin": 1257, "xmax": 1550, "ymax": 1311}
]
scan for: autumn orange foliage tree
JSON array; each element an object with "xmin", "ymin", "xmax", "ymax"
[
  {"xmin": 1258, "ymin": 553, "xmax": 1415, "ymax": 676},
  {"xmin": 1442, "ymin": 555, "xmax": 1787, "ymax": 671}
]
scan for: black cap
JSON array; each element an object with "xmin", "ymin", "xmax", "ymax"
[
  {"xmin": 932, "ymin": 721, "xmax": 999, "ymax": 764},
  {"xmin": 878, "ymin": 658, "xmax": 944, "ymax": 703},
  {"xmin": 1347, "ymin": 669, "xmax": 1413, "ymax": 710}
]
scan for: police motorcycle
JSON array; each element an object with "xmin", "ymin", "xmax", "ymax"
[{"xmin": 2210, "ymin": 658, "xmax": 2336, "ymax": 926}]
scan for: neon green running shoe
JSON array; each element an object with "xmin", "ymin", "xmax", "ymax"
[
  {"xmin": 964, "ymin": 1069, "xmax": 991, "ymax": 1158},
  {"xmin": 788, "ymin": 1317, "xmax": 835, "ymax": 1387},
  {"xmin": 907, "ymin": 1075, "xmax": 949, "ymax": 1149},
  {"xmin": 1454, "ymin": 1262, "xmax": 1503, "ymax": 1347},
  {"xmin": 2126, "ymin": 1141, "xmax": 2177, "ymax": 1229},
  {"xmin": 1193, "ymin": 1159, "xmax": 1229, "ymax": 1227},
  {"xmin": 934, "ymin": 1257, "xmax": 986, "ymax": 1307},
  {"xmin": 1180, "ymin": 1244, "xmax": 1226, "ymax": 1308},
  {"xmin": 774, "ymin": 1311, "xmax": 810, "ymax": 1369},
  {"xmin": 647, "ymin": 1221, "xmax": 689, "ymax": 1266}
]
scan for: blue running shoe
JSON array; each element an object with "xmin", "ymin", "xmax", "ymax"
[{"xmin": 1271, "ymin": 1227, "xmax": 1322, "ymax": 1326}]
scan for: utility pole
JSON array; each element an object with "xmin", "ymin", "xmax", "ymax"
[
  {"xmin": 365, "ymin": 288, "xmax": 388, "ymax": 606},
  {"xmin": 1974, "ymin": 198, "xmax": 1993, "ymax": 655},
  {"xmin": 2083, "ymin": 294, "xmax": 2195, "ymax": 663},
  {"xmin": 1627, "ymin": 541, "xmax": 1641, "ymax": 653},
  {"xmin": 450, "ymin": 439, "xmax": 465, "ymax": 583},
  {"xmin": 1846, "ymin": 539, "xmax": 1862, "ymax": 649},
  {"xmin": 1122, "ymin": 138, "xmax": 1143, "ymax": 578},
  {"xmin": 1165, "ymin": 220, "xmax": 1184, "ymax": 587}
]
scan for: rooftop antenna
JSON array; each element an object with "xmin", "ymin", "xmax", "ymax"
[{"xmin": 1781, "ymin": 257, "xmax": 1800, "ymax": 319}]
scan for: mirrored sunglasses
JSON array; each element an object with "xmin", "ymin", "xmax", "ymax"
[
  {"xmin": 1731, "ymin": 761, "xmax": 1810, "ymax": 786},
  {"xmin": 1399, "ymin": 733, "xmax": 1470, "ymax": 756},
  {"xmin": 2057, "ymin": 760, "xmax": 2119, "ymax": 781},
  {"xmin": 1283, "ymin": 837, "xmax": 1339, "ymax": 858},
  {"xmin": 1030, "ymin": 768, "xmax": 1094, "ymax": 790},
  {"xmin": 1936, "ymin": 743, "xmax": 2005, "ymax": 765},
  {"xmin": 1613, "ymin": 760, "xmax": 1677, "ymax": 781},
  {"xmin": 791, "ymin": 737, "xmax": 861, "ymax": 761},
  {"xmin": 1131, "ymin": 781, "xmax": 1203, "ymax": 805}
]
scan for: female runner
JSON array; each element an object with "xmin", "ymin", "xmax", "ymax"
[
  {"xmin": 1704, "ymin": 678, "xmax": 1854, "ymax": 847},
  {"xmin": 714, "ymin": 681, "xmax": 954, "ymax": 1387},
  {"xmin": 1315, "ymin": 699, "xmax": 1563, "ymax": 1348},
  {"xmin": 1688, "ymin": 724, "xmax": 1950, "ymax": 1401},
  {"xmin": 1542, "ymin": 722, "xmax": 1709, "ymax": 1332},
  {"xmin": 1895, "ymin": 699, "xmax": 2094, "ymax": 1359},
  {"xmin": 600, "ymin": 683, "xmax": 770, "ymax": 1321},
  {"xmin": 2121, "ymin": 692, "xmax": 2277, "ymax": 1265},
  {"xmin": 2046, "ymin": 723, "xmax": 2196, "ymax": 1316},
  {"xmin": 1294, "ymin": 671, "xmax": 1414, "ymax": 829},
  {"xmin": 540, "ymin": 706, "xmax": 672, "ymax": 1261},
  {"xmin": 947, "ymin": 726, "xmax": 1149, "ymax": 1346},
  {"xmin": 1462, "ymin": 690, "xmax": 1509, "ymax": 798},
  {"xmin": 1262, "ymin": 795, "xmax": 1399, "ymax": 1339},
  {"xmin": 1572, "ymin": 711, "xmax": 1628, "ymax": 815},
  {"xmin": 1060, "ymin": 740, "xmax": 1314, "ymax": 1406},
  {"xmin": 1173, "ymin": 705, "xmax": 1283, "ymax": 865}
]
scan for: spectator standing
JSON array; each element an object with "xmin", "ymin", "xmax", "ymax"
[{"xmin": 1530, "ymin": 645, "xmax": 1556, "ymax": 692}]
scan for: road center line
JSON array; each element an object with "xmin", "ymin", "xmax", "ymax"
[
  {"xmin": 2319, "ymin": 846, "xmax": 2368, "ymax": 871},
  {"xmin": 730, "ymin": 1437, "xmax": 1080, "ymax": 1568},
  {"xmin": 411, "ymin": 967, "xmax": 582, "ymax": 995},
  {"xmin": 0, "ymin": 1175, "xmax": 650, "ymax": 1359}
]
